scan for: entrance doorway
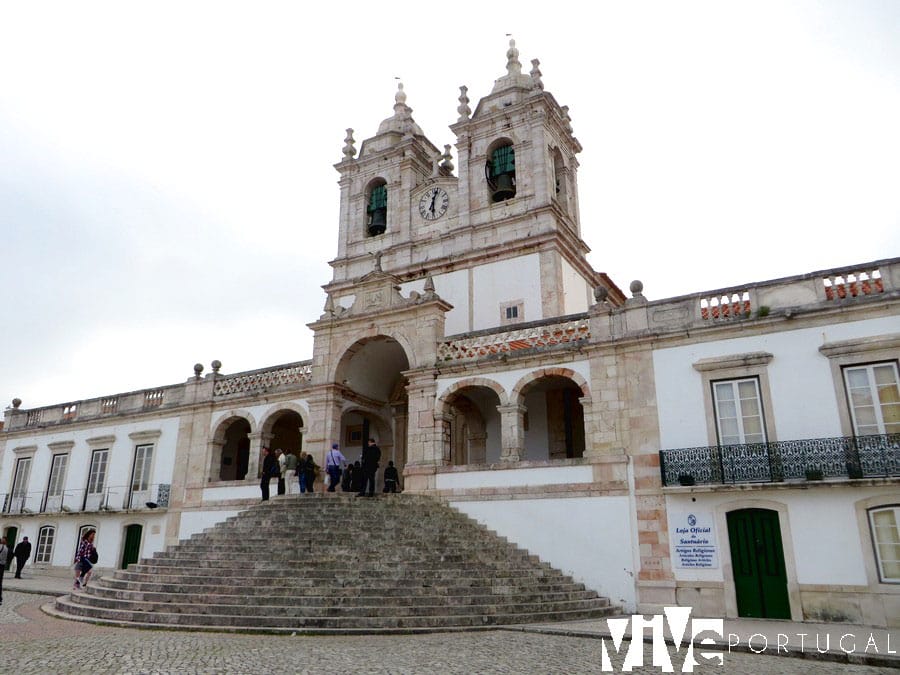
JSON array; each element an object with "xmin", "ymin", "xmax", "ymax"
[
  {"xmin": 121, "ymin": 524, "xmax": 143, "ymax": 569},
  {"xmin": 727, "ymin": 508, "xmax": 791, "ymax": 619}
]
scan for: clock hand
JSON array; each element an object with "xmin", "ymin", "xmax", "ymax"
[{"xmin": 429, "ymin": 192, "xmax": 437, "ymax": 213}]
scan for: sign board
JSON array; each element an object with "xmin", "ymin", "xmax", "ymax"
[{"xmin": 672, "ymin": 511, "xmax": 719, "ymax": 569}]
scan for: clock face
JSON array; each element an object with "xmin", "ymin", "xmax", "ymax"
[{"xmin": 419, "ymin": 187, "xmax": 449, "ymax": 221}]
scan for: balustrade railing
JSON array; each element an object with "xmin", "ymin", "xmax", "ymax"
[
  {"xmin": 213, "ymin": 362, "xmax": 313, "ymax": 396},
  {"xmin": 660, "ymin": 434, "xmax": 900, "ymax": 486},
  {"xmin": 438, "ymin": 316, "xmax": 590, "ymax": 362}
]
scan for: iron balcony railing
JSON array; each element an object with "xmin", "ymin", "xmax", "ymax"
[
  {"xmin": 2, "ymin": 484, "xmax": 171, "ymax": 514},
  {"xmin": 660, "ymin": 433, "xmax": 900, "ymax": 487}
]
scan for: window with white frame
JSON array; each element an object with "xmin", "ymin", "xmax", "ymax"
[
  {"xmin": 10, "ymin": 457, "xmax": 32, "ymax": 511},
  {"xmin": 47, "ymin": 454, "xmax": 68, "ymax": 498},
  {"xmin": 843, "ymin": 363, "xmax": 900, "ymax": 436},
  {"xmin": 35, "ymin": 525, "xmax": 55, "ymax": 564},
  {"xmin": 869, "ymin": 505, "xmax": 900, "ymax": 582},
  {"xmin": 87, "ymin": 449, "xmax": 109, "ymax": 496},
  {"xmin": 131, "ymin": 444, "xmax": 154, "ymax": 491},
  {"xmin": 712, "ymin": 378, "xmax": 767, "ymax": 445}
]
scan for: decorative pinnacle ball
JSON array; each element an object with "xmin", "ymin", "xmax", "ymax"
[
  {"xmin": 193, "ymin": 363, "xmax": 204, "ymax": 376},
  {"xmin": 629, "ymin": 280, "xmax": 644, "ymax": 296}
]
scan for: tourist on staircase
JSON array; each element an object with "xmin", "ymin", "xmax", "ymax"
[
  {"xmin": 325, "ymin": 443, "xmax": 347, "ymax": 492},
  {"xmin": 358, "ymin": 438, "xmax": 381, "ymax": 498},
  {"xmin": 260, "ymin": 447, "xmax": 277, "ymax": 501},
  {"xmin": 283, "ymin": 450, "xmax": 298, "ymax": 495}
]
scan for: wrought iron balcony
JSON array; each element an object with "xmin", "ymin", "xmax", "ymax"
[{"xmin": 660, "ymin": 434, "xmax": 900, "ymax": 487}]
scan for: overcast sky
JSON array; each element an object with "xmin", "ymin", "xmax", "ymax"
[{"xmin": 1, "ymin": 1, "xmax": 898, "ymax": 409}]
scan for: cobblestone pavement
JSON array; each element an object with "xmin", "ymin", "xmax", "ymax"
[{"xmin": 0, "ymin": 593, "xmax": 895, "ymax": 674}]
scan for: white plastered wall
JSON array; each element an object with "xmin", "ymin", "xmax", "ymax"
[
  {"xmin": 472, "ymin": 254, "xmax": 542, "ymax": 330},
  {"xmin": 653, "ymin": 316, "xmax": 900, "ymax": 449},
  {"xmin": 561, "ymin": 258, "xmax": 591, "ymax": 315},
  {"xmin": 452, "ymin": 496, "xmax": 637, "ymax": 612},
  {"xmin": 666, "ymin": 487, "xmax": 896, "ymax": 586}
]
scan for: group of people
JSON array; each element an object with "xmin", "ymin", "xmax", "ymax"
[
  {"xmin": 0, "ymin": 535, "xmax": 33, "ymax": 601},
  {"xmin": 260, "ymin": 448, "xmax": 320, "ymax": 500},
  {"xmin": 260, "ymin": 439, "xmax": 400, "ymax": 500}
]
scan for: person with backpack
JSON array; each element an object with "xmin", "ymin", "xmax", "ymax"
[
  {"xmin": 74, "ymin": 529, "xmax": 97, "ymax": 590},
  {"xmin": 0, "ymin": 536, "xmax": 8, "ymax": 604}
]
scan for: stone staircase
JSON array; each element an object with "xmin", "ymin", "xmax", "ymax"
[{"xmin": 50, "ymin": 494, "xmax": 618, "ymax": 633}]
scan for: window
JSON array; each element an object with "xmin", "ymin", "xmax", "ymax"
[
  {"xmin": 35, "ymin": 525, "xmax": 55, "ymax": 564},
  {"xmin": 131, "ymin": 444, "xmax": 154, "ymax": 492},
  {"xmin": 10, "ymin": 457, "xmax": 32, "ymax": 512},
  {"xmin": 367, "ymin": 180, "xmax": 387, "ymax": 236},
  {"xmin": 87, "ymin": 449, "xmax": 108, "ymax": 496},
  {"xmin": 713, "ymin": 378, "xmax": 767, "ymax": 445},
  {"xmin": 500, "ymin": 300, "xmax": 524, "ymax": 326},
  {"xmin": 843, "ymin": 363, "xmax": 900, "ymax": 436},
  {"xmin": 868, "ymin": 506, "xmax": 900, "ymax": 582},
  {"xmin": 486, "ymin": 142, "xmax": 516, "ymax": 202},
  {"xmin": 47, "ymin": 454, "xmax": 68, "ymax": 498}
]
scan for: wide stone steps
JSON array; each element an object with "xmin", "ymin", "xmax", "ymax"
[{"xmin": 51, "ymin": 494, "xmax": 619, "ymax": 633}]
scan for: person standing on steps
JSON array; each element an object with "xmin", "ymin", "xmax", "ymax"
[
  {"xmin": 13, "ymin": 536, "xmax": 31, "ymax": 578},
  {"xmin": 358, "ymin": 438, "xmax": 381, "ymax": 498},
  {"xmin": 275, "ymin": 449, "xmax": 287, "ymax": 496},
  {"xmin": 0, "ymin": 536, "xmax": 8, "ymax": 604},
  {"xmin": 283, "ymin": 450, "xmax": 298, "ymax": 495},
  {"xmin": 260, "ymin": 447, "xmax": 277, "ymax": 501},
  {"xmin": 325, "ymin": 443, "xmax": 346, "ymax": 493},
  {"xmin": 303, "ymin": 452, "xmax": 318, "ymax": 493},
  {"xmin": 383, "ymin": 460, "xmax": 399, "ymax": 493}
]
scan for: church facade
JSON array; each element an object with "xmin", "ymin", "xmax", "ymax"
[{"xmin": 2, "ymin": 42, "xmax": 899, "ymax": 628}]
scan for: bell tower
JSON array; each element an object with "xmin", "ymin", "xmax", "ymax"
[{"xmin": 323, "ymin": 43, "xmax": 622, "ymax": 337}]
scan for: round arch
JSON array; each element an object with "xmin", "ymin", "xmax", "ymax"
[
  {"xmin": 511, "ymin": 367, "xmax": 590, "ymax": 405},
  {"xmin": 259, "ymin": 403, "xmax": 308, "ymax": 436},
  {"xmin": 209, "ymin": 412, "xmax": 256, "ymax": 482},
  {"xmin": 436, "ymin": 377, "xmax": 508, "ymax": 413},
  {"xmin": 331, "ymin": 332, "xmax": 417, "ymax": 384}
]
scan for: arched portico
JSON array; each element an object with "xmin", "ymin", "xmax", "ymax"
[
  {"xmin": 209, "ymin": 413, "xmax": 257, "ymax": 482},
  {"xmin": 512, "ymin": 368, "xmax": 590, "ymax": 461},
  {"xmin": 437, "ymin": 378, "xmax": 507, "ymax": 466}
]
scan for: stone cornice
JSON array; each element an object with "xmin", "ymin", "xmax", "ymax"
[
  {"xmin": 692, "ymin": 352, "xmax": 774, "ymax": 372},
  {"xmin": 818, "ymin": 333, "xmax": 900, "ymax": 358}
]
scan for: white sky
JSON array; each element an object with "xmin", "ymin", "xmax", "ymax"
[{"xmin": 1, "ymin": 1, "xmax": 898, "ymax": 409}]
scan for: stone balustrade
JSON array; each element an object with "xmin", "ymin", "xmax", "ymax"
[
  {"xmin": 597, "ymin": 257, "xmax": 899, "ymax": 339},
  {"xmin": 438, "ymin": 316, "xmax": 590, "ymax": 362},
  {"xmin": 212, "ymin": 361, "xmax": 313, "ymax": 397}
]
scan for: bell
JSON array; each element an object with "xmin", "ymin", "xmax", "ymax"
[
  {"xmin": 368, "ymin": 208, "xmax": 387, "ymax": 236},
  {"xmin": 491, "ymin": 172, "xmax": 516, "ymax": 202}
]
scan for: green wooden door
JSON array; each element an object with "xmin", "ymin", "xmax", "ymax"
[
  {"xmin": 4, "ymin": 527, "xmax": 17, "ymax": 570},
  {"xmin": 121, "ymin": 524, "xmax": 142, "ymax": 570},
  {"xmin": 727, "ymin": 509, "xmax": 791, "ymax": 619}
]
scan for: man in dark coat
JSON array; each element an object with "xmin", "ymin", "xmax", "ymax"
[
  {"xmin": 14, "ymin": 536, "xmax": 31, "ymax": 578},
  {"xmin": 358, "ymin": 438, "xmax": 381, "ymax": 498},
  {"xmin": 260, "ymin": 448, "xmax": 278, "ymax": 501}
]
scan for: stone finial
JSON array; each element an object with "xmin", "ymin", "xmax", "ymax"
[
  {"xmin": 193, "ymin": 363, "xmax": 204, "ymax": 378},
  {"xmin": 12, "ymin": 398, "xmax": 22, "ymax": 409},
  {"xmin": 457, "ymin": 85, "xmax": 471, "ymax": 122},
  {"xmin": 629, "ymin": 280, "xmax": 644, "ymax": 298},
  {"xmin": 505, "ymin": 38, "xmax": 522, "ymax": 76},
  {"xmin": 342, "ymin": 128, "xmax": 356, "ymax": 159},
  {"xmin": 373, "ymin": 251, "xmax": 383, "ymax": 272},
  {"xmin": 423, "ymin": 275, "xmax": 436, "ymax": 298},
  {"xmin": 440, "ymin": 145, "xmax": 454, "ymax": 175},
  {"xmin": 594, "ymin": 286, "xmax": 609, "ymax": 304},
  {"xmin": 431, "ymin": 153, "xmax": 441, "ymax": 178},
  {"xmin": 560, "ymin": 105, "xmax": 573, "ymax": 134},
  {"xmin": 395, "ymin": 81, "xmax": 407, "ymax": 107},
  {"xmin": 211, "ymin": 360, "xmax": 222, "ymax": 374},
  {"xmin": 530, "ymin": 58, "xmax": 543, "ymax": 91},
  {"xmin": 322, "ymin": 294, "xmax": 335, "ymax": 318}
]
